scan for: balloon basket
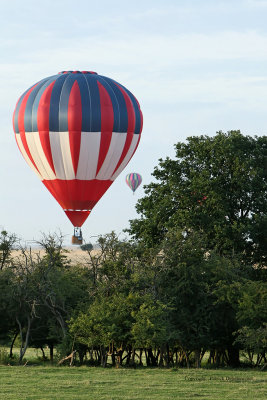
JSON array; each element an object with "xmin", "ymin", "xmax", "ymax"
[
  {"xmin": 72, "ymin": 235, "xmax": 83, "ymax": 245},
  {"xmin": 72, "ymin": 227, "xmax": 83, "ymax": 245}
]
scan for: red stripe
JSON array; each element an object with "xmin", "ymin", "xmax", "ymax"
[
  {"xmin": 17, "ymin": 84, "xmax": 38, "ymax": 133},
  {"xmin": 38, "ymin": 132, "xmax": 56, "ymax": 175},
  {"xmin": 37, "ymin": 81, "xmax": 56, "ymax": 175},
  {"xmin": 112, "ymin": 132, "xmax": 134, "ymax": 175},
  {"xmin": 111, "ymin": 83, "xmax": 137, "ymax": 175},
  {"xmin": 96, "ymin": 81, "xmax": 114, "ymax": 174},
  {"xmin": 42, "ymin": 179, "xmax": 113, "ymax": 213},
  {"xmin": 19, "ymin": 131, "xmax": 40, "ymax": 174},
  {"xmin": 139, "ymin": 107, "xmax": 143, "ymax": 134},
  {"xmin": 64, "ymin": 210, "xmax": 90, "ymax": 227},
  {"xmin": 68, "ymin": 80, "xmax": 82, "ymax": 175},
  {"xmin": 132, "ymin": 133, "xmax": 142, "ymax": 158},
  {"xmin": 37, "ymin": 81, "xmax": 55, "ymax": 131}
]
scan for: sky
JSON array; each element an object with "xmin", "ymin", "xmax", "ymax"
[{"xmin": 0, "ymin": 0, "xmax": 267, "ymax": 245}]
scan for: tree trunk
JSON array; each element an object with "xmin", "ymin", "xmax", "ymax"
[
  {"xmin": 54, "ymin": 312, "xmax": 67, "ymax": 338},
  {"xmin": 116, "ymin": 348, "xmax": 124, "ymax": 368},
  {"xmin": 100, "ymin": 346, "xmax": 107, "ymax": 367},
  {"xmin": 147, "ymin": 348, "xmax": 157, "ymax": 366},
  {"xmin": 40, "ymin": 346, "xmax": 47, "ymax": 360},
  {"xmin": 139, "ymin": 349, "xmax": 143, "ymax": 366},
  {"xmin": 96, "ymin": 349, "xmax": 101, "ymax": 364},
  {"xmin": 159, "ymin": 346, "xmax": 164, "ymax": 367},
  {"xmin": 44, "ymin": 299, "xmax": 67, "ymax": 338},
  {"xmin": 49, "ymin": 344, "xmax": 54, "ymax": 363},
  {"xmin": 184, "ymin": 351, "xmax": 190, "ymax": 368},
  {"xmin": 208, "ymin": 349, "xmax": 215, "ymax": 364},
  {"xmin": 227, "ymin": 346, "xmax": 240, "ymax": 367},
  {"xmin": 144, "ymin": 349, "xmax": 150, "ymax": 366},
  {"xmin": 194, "ymin": 349, "xmax": 201, "ymax": 368},
  {"xmin": 165, "ymin": 344, "xmax": 170, "ymax": 368},
  {"xmin": 9, "ymin": 331, "xmax": 18, "ymax": 358},
  {"xmin": 111, "ymin": 353, "xmax": 116, "ymax": 366},
  {"xmin": 130, "ymin": 347, "xmax": 136, "ymax": 366},
  {"xmin": 175, "ymin": 350, "xmax": 178, "ymax": 366},
  {"xmin": 125, "ymin": 346, "xmax": 132, "ymax": 365},
  {"xmin": 16, "ymin": 315, "xmax": 33, "ymax": 364}
]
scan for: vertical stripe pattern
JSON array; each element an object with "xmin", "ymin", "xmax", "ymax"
[
  {"xmin": 126, "ymin": 173, "xmax": 142, "ymax": 193},
  {"xmin": 13, "ymin": 71, "xmax": 143, "ymax": 227}
]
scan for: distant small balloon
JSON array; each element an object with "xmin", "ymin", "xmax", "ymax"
[{"xmin": 126, "ymin": 173, "xmax": 142, "ymax": 193}]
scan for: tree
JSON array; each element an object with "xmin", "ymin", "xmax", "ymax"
[
  {"xmin": 0, "ymin": 230, "xmax": 17, "ymax": 270},
  {"xmin": 131, "ymin": 296, "xmax": 171, "ymax": 367},
  {"xmin": 128, "ymin": 131, "xmax": 267, "ymax": 265},
  {"xmin": 80, "ymin": 243, "xmax": 93, "ymax": 252},
  {"xmin": 234, "ymin": 280, "xmax": 267, "ymax": 365},
  {"xmin": 10, "ymin": 249, "xmax": 39, "ymax": 363},
  {"xmin": 0, "ymin": 267, "xmax": 17, "ymax": 346},
  {"xmin": 1, "ymin": 233, "xmax": 91, "ymax": 363},
  {"xmin": 33, "ymin": 233, "xmax": 90, "ymax": 341},
  {"xmin": 69, "ymin": 293, "xmax": 137, "ymax": 367}
]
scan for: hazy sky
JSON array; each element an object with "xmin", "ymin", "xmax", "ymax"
[{"xmin": 1, "ymin": 0, "xmax": 267, "ymax": 245}]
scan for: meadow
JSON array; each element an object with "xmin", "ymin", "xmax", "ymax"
[{"xmin": 0, "ymin": 365, "xmax": 266, "ymax": 400}]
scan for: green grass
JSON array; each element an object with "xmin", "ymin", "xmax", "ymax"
[{"xmin": 0, "ymin": 366, "xmax": 266, "ymax": 400}]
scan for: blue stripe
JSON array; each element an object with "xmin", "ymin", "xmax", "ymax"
[
  {"xmin": 75, "ymin": 74, "xmax": 91, "ymax": 132},
  {"xmin": 31, "ymin": 76, "xmax": 57, "ymax": 131},
  {"xmin": 49, "ymin": 74, "xmax": 68, "ymax": 131},
  {"xmin": 96, "ymin": 76, "xmax": 125, "ymax": 132},
  {"xmin": 13, "ymin": 92, "xmax": 26, "ymax": 133},
  {"xmin": 58, "ymin": 75, "xmax": 76, "ymax": 131},
  {"xmin": 115, "ymin": 81, "xmax": 141, "ymax": 134},
  {"xmin": 13, "ymin": 82, "xmax": 38, "ymax": 133},
  {"xmin": 84, "ymin": 74, "xmax": 101, "ymax": 132},
  {"xmin": 24, "ymin": 77, "xmax": 52, "ymax": 132}
]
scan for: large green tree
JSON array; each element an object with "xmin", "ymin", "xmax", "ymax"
[{"xmin": 128, "ymin": 131, "xmax": 267, "ymax": 264}]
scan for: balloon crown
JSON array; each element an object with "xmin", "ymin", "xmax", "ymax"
[{"xmin": 58, "ymin": 71, "xmax": 98, "ymax": 75}]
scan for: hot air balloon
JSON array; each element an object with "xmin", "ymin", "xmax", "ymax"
[
  {"xmin": 13, "ymin": 71, "xmax": 143, "ymax": 244},
  {"xmin": 126, "ymin": 173, "xmax": 142, "ymax": 193}
]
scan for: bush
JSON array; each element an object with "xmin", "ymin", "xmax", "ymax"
[{"xmin": 0, "ymin": 348, "xmax": 10, "ymax": 364}]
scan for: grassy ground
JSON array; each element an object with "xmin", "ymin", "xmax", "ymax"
[{"xmin": 0, "ymin": 366, "xmax": 266, "ymax": 400}]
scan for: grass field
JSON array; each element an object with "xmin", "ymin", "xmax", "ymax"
[{"xmin": 0, "ymin": 366, "xmax": 266, "ymax": 400}]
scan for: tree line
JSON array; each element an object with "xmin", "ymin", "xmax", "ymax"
[{"xmin": 0, "ymin": 131, "xmax": 266, "ymax": 368}]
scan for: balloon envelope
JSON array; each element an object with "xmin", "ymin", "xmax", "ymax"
[
  {"xmin": 13, "ymin": 71, "xmax": 143, "ymax": 227},
  {"xmin": 126, "ymin": 173, "xmax": 142, "ymax": 193}
]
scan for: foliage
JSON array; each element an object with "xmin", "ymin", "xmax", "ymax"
[
  {"xmin": 131, "ymin": 297, "xmax": 170, "ymax": 348},
  {"xmin": 128, "ymin": 131, "xmax": 267, "ymax": 265},
  {"xmin": 0, "ymin": 230, "xmax": 17, "ymax": 270},
  {"xmin": 80, "ymin": 242, "xmax": 93, "ymax": 251},
  {"xmin": 0, "ymin": 132, "xmax": 266, "ymax": 368}
]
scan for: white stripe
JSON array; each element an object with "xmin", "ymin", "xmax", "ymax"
[
  {"xmin": 16, "ymin": 133, "xmax": 42, "ymax": 180},
  {"xmin": 25, "ymin": 132, "xmax": 56, "ymax": 180},
  {"xmin": 76, "ymin": 131, "xmax": 101, "ymax": 180},
  {"xmin": 96, "ymin": 132, "xmax": 127, "ymax": 180},
  {"xmin": 50, "ymin": 131, "xmax": 75, "ymax": 180},
  {"xmin": 111, "ymin": 134, "xmax": 140, "ymax": 180}
]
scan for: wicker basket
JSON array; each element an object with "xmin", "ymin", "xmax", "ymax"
[{"xmin": 72, "ymin": 235, "xmax": 83, "ymax": 245}]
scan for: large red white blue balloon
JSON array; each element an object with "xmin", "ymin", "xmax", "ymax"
[{"xmin": 13, "ymin": 71, "xmax": 143, "ymax": 227}]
